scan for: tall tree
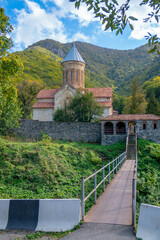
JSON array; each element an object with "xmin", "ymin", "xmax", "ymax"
[
  {"xmin": 123, "ymin": 78, "xmax": 147, "ymax": 114},
  {"xmin": 17, "ymin": 79, "xmax": 44, "ymax": 119},
  {"xmin": 70, "ymin": 0, "xmax": 160, "ymax": 53},
  {"xmin": 146, "ymin": 91, "xmax": 160, "ymax": 115},
  {"xmin": 0, "ymin": 8, "xmax": 23, "ymax": 134}
]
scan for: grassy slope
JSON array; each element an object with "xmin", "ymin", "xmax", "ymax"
[{"xmin": 0, "ymin": 137, "xmax": 125, "ymax": 200}]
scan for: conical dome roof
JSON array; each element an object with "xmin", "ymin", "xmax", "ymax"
[{"xmin": 62, "ymin": 44, "xmax": 85, "ymax": 64}]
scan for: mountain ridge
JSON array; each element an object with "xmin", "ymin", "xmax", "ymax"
[{"xmin": 13, "ymin": 39, "xmax": 160, "ymax": 95}]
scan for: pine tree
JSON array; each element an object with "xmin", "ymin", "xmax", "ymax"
[
  {"xmin": 123, "ymin": 78, "xmax": 147, "ymax": 114},
  {"xmin": 146, "ymin": 91, "xmax": 160, "ymax": 115}
]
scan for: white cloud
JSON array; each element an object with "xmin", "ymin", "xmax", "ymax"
[
  {"xmin": 71, "ymin": 32, "xmax": 90, "ymax": 42},
  {"xmin": 48, "ymin": 0, "xmax": 97, "ymax": 26},
  {"xmin": 126, "ymin": 0, "xmax": 160, "ymax": 40},
  {"xmin": 12, "ymin": 0, "xmax": 94, "ymax": 50},
  {"xmin": 12, "ymin": 0, "xmax": 68, "ymax": 50}
]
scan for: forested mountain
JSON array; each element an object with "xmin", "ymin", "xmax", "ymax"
[{"xmin": 14, "ymin": 39, "xmax": 160, "ymax": 95}]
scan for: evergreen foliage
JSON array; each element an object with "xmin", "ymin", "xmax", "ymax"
[
  {"xmin": 146, "ymin": 91, "xmax": 160, "ymax": 115},
  {"xmin": 123, "ymin": 78, "xmax": 147, "ymax": 114}
]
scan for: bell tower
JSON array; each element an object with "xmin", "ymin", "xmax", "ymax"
[{"xmin": 61, "ymin": 44, "xmax": 85, "ymax": 89}]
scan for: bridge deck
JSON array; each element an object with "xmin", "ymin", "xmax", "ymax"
[{"xmin": 85, "ymin": 160, "xmax": 135, "ymax": 225}]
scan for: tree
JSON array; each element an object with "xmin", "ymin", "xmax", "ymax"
[
  {"xmin": 17, "ymin": 79, "xmax": 44, "ymax": 119},
  {"xmin": 146, "ymin": 91, "xmax": 160, "ymax": 115},
  {"xmin": 113, "ymin": 94, "xmax": 125, "ymax": 114},
  {"xmin": 70, "ymin": 0, "xmax": 160, "ymax": 53},
  {"xmin": 0, "ymin": 8, "xmax": 23, "ymax": 134},
  {"xmin": 0, "ymin": 7, "xmax": 13, "ymax": 56},
  {"xmin": 123, "ymin": 78, "xmax": 147, "ymax": 114},
  {"xmin": 54, "ymin": 91, "xmax": 103, "ymax": 122},
  {"xmin": 143, "ymin": 76, "xmax": 160, "ymax": 101}
]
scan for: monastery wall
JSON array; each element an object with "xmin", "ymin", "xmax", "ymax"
[
  {"xmin": 14, "ymin": 119, "xmax": 160, "ymax": 145},
  {"xmin": 15, "ymin": 120, "xmax": 101, "ymax": 143}
]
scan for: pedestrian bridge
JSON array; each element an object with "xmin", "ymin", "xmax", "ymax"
[{"xmin": 82, "ymin": 130, "xmax": 137, "ymax": 226}]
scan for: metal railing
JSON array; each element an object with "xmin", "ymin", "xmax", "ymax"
[
  {"xmin": 132, "ymin": 133, "xmax": 138, "ymax": 227},
  {"xmin": 81, "ymin": 151, "xmax": 127, "ymax": 220}
]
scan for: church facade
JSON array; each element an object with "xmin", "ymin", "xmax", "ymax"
[{"xmin": 32, "ymin": 44, "xmax": 113, "ymax": 121}]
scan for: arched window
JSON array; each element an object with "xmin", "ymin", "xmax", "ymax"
[
  {"xmin": 76, "ymin": 71, "xmax": 78, "ymax": 84},
  {"xmin": 66, "ymin": 70, "xmax": 68, "ymax": 83},
  {"xmin": 104, "ymin": 122, "xmax": 114, "ymax": 135},
  {"xmin": 70, "ymin": 71, "xmax": 72, "ymax": 83},
  {"xmin": 116, "ymin": 122, "xmax": 126, "ymax": 135}
]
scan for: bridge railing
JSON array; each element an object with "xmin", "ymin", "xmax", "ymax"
[
  {"xmin": 132, "ymin": 133, "xmax": 138, "ymax": 227},
  {"xmin": 81, "ymin": 151, "xmax": 127, "ymax": 221}
]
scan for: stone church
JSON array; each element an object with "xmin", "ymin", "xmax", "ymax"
[{"xmin": 32, "ymin": 44, "xmax": 113, "ymax": 121}]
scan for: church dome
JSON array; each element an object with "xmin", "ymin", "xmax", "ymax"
[{"xmin": 62, "ymin": 44, "xmax": 85, "ymax": 64}]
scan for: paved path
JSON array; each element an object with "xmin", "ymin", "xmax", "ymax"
[
  {"xmin": 85, "ymin": 160, "xmax": 135, "ymax": 225},
  {"xmin": 61, "ymin": 223, "xmax": 137, "ymax": 240}
]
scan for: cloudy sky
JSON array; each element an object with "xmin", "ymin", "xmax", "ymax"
[{"xmin": 1, "ymin": 0, "xmax": 160, "ymax": 51}]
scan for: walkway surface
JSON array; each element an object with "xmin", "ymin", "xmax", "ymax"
[
  {"xmin": 61, "ymin": 223, "xmax": 137, "ymax": 240},
  {"xmin": 85, "ymin": 160, "xmax": 135, "ymax": 225}
]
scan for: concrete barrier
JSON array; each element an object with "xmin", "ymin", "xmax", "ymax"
[
  {"xmin": 36, "ymin": 199, "xmax": 81, "ymax": 232},
  {"xmin": 137, "ymin": 203, "xmax": 160, "ymax": 240},
  {"xmin": 0, "ymin": 199, "xmax": 81, "ymax": 232},
  {"xmin": 0, "ymin": 200, "xmax": 10, "ymax": 229}
]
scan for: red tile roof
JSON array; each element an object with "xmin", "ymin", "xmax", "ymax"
[
  {"xmin": 98, "ymin": 101, "xmax": 112, "ymax": 107},
  {"xmin": 36, "ymin": 89, "xmax": 59, "ymax": 99},
  {"xmin": 86, "ymin": 87, "xmax": 112, "ymax": 98},
  {"xmin": 32, "ymin": 102, "xmax": 54, "ymax": 108},
  {"xmin": 102, "ymin": 114, "xmax": 160, "ymax": 121}
]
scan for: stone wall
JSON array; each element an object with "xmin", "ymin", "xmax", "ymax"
[
  {"xmin": 101, "ymin": 119, "xmax": 160, "ymax": 145},
  {"xmin": 137, "ymin": 120, "xmax": 160, "ymax": 143},
  {"xmin": 15, "ymin": 120, "xmax": 101, "ymax": 143}
]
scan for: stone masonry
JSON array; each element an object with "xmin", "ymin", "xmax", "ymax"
[{"xmin": 15, "ymin": 120, "xmax": 101, "ymax": 143}]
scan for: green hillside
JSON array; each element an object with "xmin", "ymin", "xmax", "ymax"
[
  {"xmin": 12, "ymin": 39, "xmax": 160, "ymax": 95},
  {"xmin": 14, "ymin": 46, "xmax": 63, "ymax": 89},
  {"xmin": 30, "ymin": 39, "xmax": 160, "ymax": 95},
  {"xmin": 13, "ymin": 45, "xmax": 113, "ymax": 90}
]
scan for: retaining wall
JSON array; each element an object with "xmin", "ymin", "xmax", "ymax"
[
  {"xmin": 15, "ymin": 120, "xmax": 101, "ymax": 143},
  {"xmin": 0, "ymin": 199, "xmax": 81, "ymax": 232}
]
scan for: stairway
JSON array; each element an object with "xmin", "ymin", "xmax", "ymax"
[{"xmin": 127, "ymin": 133, "xmax": 136, "ymax": 160}]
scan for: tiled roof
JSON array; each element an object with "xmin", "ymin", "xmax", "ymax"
[
  {"xmin": 32, "ymin": 102, "xmax": 54, "ymax": 108},
  {"xmin": 86, "ymin": 87, "xmax": 113, "ymax": 98},
  {"xmin": 62, "ymin": 44, "xmax": 85, "ymax": 64},
  {"xmin": 102, "ymin": 114, "xmax": 160, "ymax": 121},
  {"xmin": 36, "ymin": 89, "xmax": 59, "ymax": 99},
  {"xmin": 98, "ymin": 101, "xmax": 112, "ymax": 107}
]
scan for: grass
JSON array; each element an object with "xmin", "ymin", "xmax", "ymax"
[
  {"xmin": 0, "ymin": 136, "xmax": 125, "ymax": 202},
  {"xmin": 136, "ymin": 139, "xmax": 160, "ymax": 223}
]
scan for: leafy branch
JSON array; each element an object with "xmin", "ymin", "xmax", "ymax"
[{"xmin": 70, "ymin": 0, "xmax": 160, "ymax": 53}]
